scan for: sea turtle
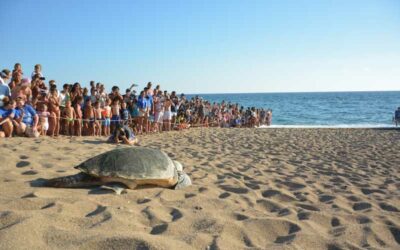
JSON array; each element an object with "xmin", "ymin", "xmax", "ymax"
[{"xmin": 43, "ymin": 147, "xmax": 191, "ymax": 193}]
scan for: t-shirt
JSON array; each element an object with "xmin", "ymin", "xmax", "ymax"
[
  {"xmin": 16, "ymin": 105, "xmax": 37, "ymax": 126},
  {"xmin": 0, "ymin": 108, "xmax": 15, "ymax": 119},
  {"xmin": 395, "ymin": 110, "xmax": 400, "ymax": 119},
  {"xmin": 137, "ymin": 97, "xmax": 148, "ymax": 110},
  {"xmin": 110, "ymin": 125, "xmax": 135, "ymax": 141},
  {"xmin": 0, "ymin": 79, "xmax": 11, "ymax": 107},
  {"xmin": 121, "ymin": 108, "xmax": 129, "ymax": 120}
]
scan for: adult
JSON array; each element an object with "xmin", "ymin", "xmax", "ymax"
[
  {"xmin": 15, "ymin": 95, "xmax": 39, "ymax": 137},
  {"xmin": 108, "ymin": 86, "xmax": 123, "ymax": 104},
  {"xmin": 108, "ymin": 124, "xmax": 138, "ymax": 145},
  {"xmin": 0, "ymin": 69, "xmax": 11, "ymax": 107},
  {"xmin": 0, "ymin": 97, "xmax": 15, "ymax": 137},
  {"xmin": 137, "ymin": 90, "xmax": 149, "ymax": 134},
  {"xmin": 11, "ymin": 78, "xmax": 32, "ymax": 101},
  {"xmin": 394, "ymin": 107, "xmax": 400, "ymax": 127},
  {"xmin": 9, "ymin": 71, "xmax": 22, "ymax": 90}
]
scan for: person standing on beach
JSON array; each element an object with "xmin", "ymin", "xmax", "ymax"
[
  {"xmin": 163, "ymin": 95, "xmax": 172, "ymax": 131},
  {"xmin": 63, "ymin": 100, "xmax": 75, "ymax": 136},
  {"xmin": 74, "ymin": 96, "xmax": 83, "ymax": 136}
]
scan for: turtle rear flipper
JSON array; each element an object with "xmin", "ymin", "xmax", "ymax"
[{"xmin": 43, "ymin": 173, "xmax": 103, "ymax": 188}]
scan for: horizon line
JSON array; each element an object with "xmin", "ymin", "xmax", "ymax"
[{"xmin": 185, "ymin": 90, "xmax": 400, "ymax": 95}]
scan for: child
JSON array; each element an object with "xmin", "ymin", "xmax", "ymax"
[
  {"xmin": 93, "ymin": 101, "xmax": 102, "ymax": 136},
  {"xmin": 31, "ymin": 64, "xmax": 43, "ymax": 78},
  {"xmin": 102, "ymin": 99, "xmax": 111, "ymax": 136},
  {"xmin": 120, "ymin": 102, "xmax": 130, "ymax": 125},
  {"xmin": 38, "ymin": 104, "xmax": 50, "ymax": 136},
  {"xmin": 48, "ymin": 86, "xmax": 60, "ymax": 136},
  {"xmin": 110, "ymin": 98, "xmax": 120, "ymax": 132},
  {"xmin": 62, "ymin": 100, "xmax": 75, "ymax": 136},
  {"xmin": 74, "ymin": 96, "xmax": 83, "ymax": 136},
  {"xmin": 83, "ymin": 99, "xmax": 94, "ymax": 136}
]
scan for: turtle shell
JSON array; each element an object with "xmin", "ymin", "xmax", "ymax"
[{"xmin": 75, "ymin": 147, "xmax": 176, "ymax": 180}]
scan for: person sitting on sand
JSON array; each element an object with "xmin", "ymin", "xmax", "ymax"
[
  {"xmin": 0, "ymin": 97, "xmax": 16, "ymax": 137},
  {"xmin": 108, "ymin": 123, "xmax": 139, "ymax": 145},
  {"xmin": 15, "ymin": 95, "xmax": 39, "ymax": 137}
]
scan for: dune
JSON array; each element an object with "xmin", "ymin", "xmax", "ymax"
[{"xmin": 0, "ymin": 128, "xmax": 399, "ymax": 249}]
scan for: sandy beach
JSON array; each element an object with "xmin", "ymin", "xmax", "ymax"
[{"xmin": 0, "ymin": 128, "xmax": 399, "ymax": 249}]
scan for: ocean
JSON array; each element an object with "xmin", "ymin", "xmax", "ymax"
[{"xmin": 187, "ymin": 91, "xmax": 400, "ymax": 128}]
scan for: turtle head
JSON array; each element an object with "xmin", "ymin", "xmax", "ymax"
[
  {"xmin": 173, "ymin": 161, "xmax": 183, "ymax": 172},
  {"xmin": 172, "ymin": 161, "xmax": 192, "ymax": 190}
]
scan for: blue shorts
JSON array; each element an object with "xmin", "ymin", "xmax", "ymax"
[
  {"xmin": 103, "ymin": 118, "xmax": 111, "ymax": 127},
  {"xmin": 111, "ymin": 115, "xmax": 120, "ymax": 125}
]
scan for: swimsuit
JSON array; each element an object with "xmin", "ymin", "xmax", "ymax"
[
  {"xmin": 103, "ymin": 118, "xmax": 111, "ymax": 126},
  {"xmin": 111, "ymin": 115, "xmax": 120, "ymax": 125}
]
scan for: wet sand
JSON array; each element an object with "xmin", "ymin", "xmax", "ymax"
[{"xmin": 0, "ymin": 128, "xmax": 399, "ymax": 249}]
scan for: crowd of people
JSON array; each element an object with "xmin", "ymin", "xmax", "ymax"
[{"xmin": 0, "ymin": 63, "xmax": 272, "ymax": 139}]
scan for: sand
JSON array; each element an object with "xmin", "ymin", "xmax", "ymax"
[{"xmin": 0, "ymin": 128, "xmax": 399, "ymax": 249}]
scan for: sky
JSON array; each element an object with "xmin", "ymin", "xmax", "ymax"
[{"xmin": 1, "ymin": 0, "xmax": 399, "ymax": 94}]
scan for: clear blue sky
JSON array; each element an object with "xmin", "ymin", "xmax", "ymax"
[{"xmin": 1, "ymin": 0, "xmax": 399, "ymax": 93}]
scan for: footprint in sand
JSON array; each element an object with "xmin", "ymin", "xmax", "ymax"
[
  {"xmin": 16, "ymin": 161, "xmax": 30, "ymax": 168},
  {"xmin": 218, "ymin": 192, "xmax": 230, "ymax": 199},
  {"xmin": 150, "ymin": 223, "xmax": 168, "ymax": 235},
  {"xmin": 184, "ymin": 193, "xmax": 196, "ymax": 198},
  {"xmin": 86, "ymin": 205, "xmax": 107, "ymax": 217},
  {"xmin": 388, "ymin": 226, "xmax": 400, "ymax": 245},
  {"xmin": 331, "ymin": 217, "xmax": 341, "ymax": 227},
  {"xmin": 21, "ymin": 170, "xmax": 38, "ymax": 175},
  {"xmin": 356, "ymin": 216, "xmax": 372, "ymax": 224},
  {"xmin": 21, "ymin": 193, "xmax": 37, "ymax": 199},
  {"xmin": 296, "ymin": 203, "xmax": 320, "ymax": 212},
  {"xmin": 41, "ymin": 202, "xmax": 56, "ymax": 209},
  {"xmin": 282, "ymin": 181, "xmax": 306, "ymax": 191},
  {"xmin": 379, "ymin": 202, "xmax": 399, "ymax": 212},
  {"xmin": 198, "ymin": 187, "xmax": 208, "ymax": 193},
  {"xmin": 0, "ymin": 212, "xmax": 26, "ymax": 231},
  {"xmin": 361, "ymin": 188, "xmax": 385, "ymax": 195},
  {"xmin": 352, "ymin": 202, "xmax": 372, "ymax": 211},
  {"xmin": 244, "ymin": 182, "xmax": 260, "ymax": 190},
  {"xmin": 319, "ymin": 195, "xmax": 336, "ymax": 203},
  {"xmin": 297, "ymin": 211, "xmax": 310, "ymax": 220},
  {"xmin": 261, "ymin": 189, "xmax": 281, "ymax": 198},
  {"xmin": 327, "ymin": 243, "xmax": 344, "ymax": 250},
  {"xmin": 274, "ymin": 223, "xmax": 301, "ymax": 244},
  {"xmin": 170, "ymin": 208, "xmax": 183, "ymax": 222},
  {"xmin": 219, "ymin": 185, "xmax": 249, "ymax": 194},
  {"xmin": 137, "ymin": 198, "xmax": 151, "ymax": 204},
  {"xmin": 235, "ymin": 213, "xmax": 249, "ymax": 221}
]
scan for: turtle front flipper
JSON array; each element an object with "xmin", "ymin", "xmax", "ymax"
[{"xmin": 43, "ymin": 172, "xmax": 103, "ymax": 188}]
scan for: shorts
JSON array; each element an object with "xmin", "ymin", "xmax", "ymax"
[
  {"xmin": 103, "ymin": 118, "xmax": 111, "ymax": 127},
  {"xmin": 42, "ymin": 122, "xmax": 49, "ymax": 131},
  {"xmin": 111, "ymin": 115, "xmax": 120, "ymax": 125},
  {"xmin": 155, "ymin": 111, "xmax": 164, "ymax": 123},
  {"xmin": 163, "ymin": 111, "xmax": 172, "ymax": 120}
]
